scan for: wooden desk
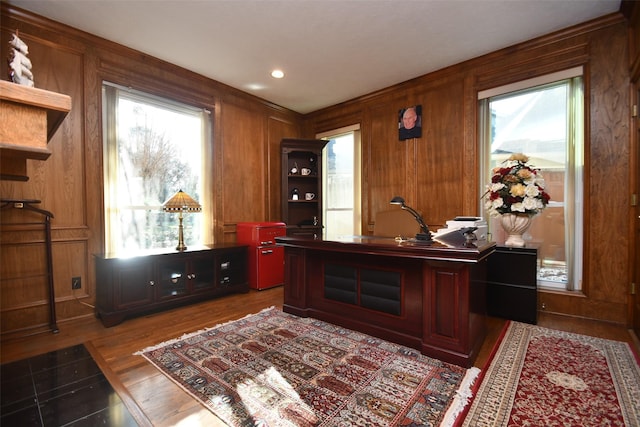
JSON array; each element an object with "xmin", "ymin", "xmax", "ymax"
[{"xmin": 275, "ymin": 235, "xmax": 495, "ymax": 367}]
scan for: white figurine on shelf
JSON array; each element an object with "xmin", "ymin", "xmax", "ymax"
[{"xmin": 8, "ymin": 32, "xmax": 34, "ymax": 87}]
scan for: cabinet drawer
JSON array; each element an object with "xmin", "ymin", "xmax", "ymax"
[
  {"xmin": 487, "ymin": 246, "xmax": 537, "ymax": 288},
  {"xmin": 249, "ymin": 245, "xmax": 284, "ymax": 290},
  {"xmin": 217, "ymin": 248, "xmax": 247, "ymax": 286},
  {"xmin": 237, "ymin": 222, "xmax": 286, "ymax": 246}
]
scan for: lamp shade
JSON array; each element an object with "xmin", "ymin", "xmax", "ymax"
[
  {"xmin": 163, "ymin": 190, "xmax": 201, "ymax": 212},
  {"xmin": 389, "ymin": 195, "xmax": 431, "ymax": 241},
  {"xmin": 389, "ymin": 196, "xmax": 405, "ymax": 206}
]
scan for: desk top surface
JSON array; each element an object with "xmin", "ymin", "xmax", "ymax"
[{"xmin": 276, "ymin": 235, "xmax": 495, "ymax": 262}]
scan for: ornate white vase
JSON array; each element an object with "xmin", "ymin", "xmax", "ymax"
[{"xmin": 500, "ymin": 213, "xmax": 532, "ymax": 247}]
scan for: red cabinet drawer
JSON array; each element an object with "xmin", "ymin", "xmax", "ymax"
[
  {"xmin": 237, "ymin": 222, "xmax": 286, "ymax": 246},
  {"xmin": 248, "ymin": 245, "xmax": 284, "ymax": 290}
]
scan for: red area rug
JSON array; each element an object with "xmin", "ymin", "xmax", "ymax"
[
  {"xmin": 136, "ymin": 307, "xmax": 479, "ymax": 426},
  {"xmin": 459, "ymin": 321, "xmax": 640, "ymax": 426}
]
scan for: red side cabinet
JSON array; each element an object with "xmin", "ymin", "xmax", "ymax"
[{"xmin": 237, "ymin": 222, "xmax": 286, "ymax": 290}]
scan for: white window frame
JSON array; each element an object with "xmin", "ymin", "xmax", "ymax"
[
  {"xmin": 316, "ymin": 124, "xmax": 362, "ymax": 240},
  {"xmin": 102, "ymin": 82, "xmax": 212, "ymax": 255},
  {"xmin": 478, "ymin": 67, "xmax": 584, "ymax": 291}
]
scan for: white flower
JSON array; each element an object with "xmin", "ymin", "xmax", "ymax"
[
  {"xmin": 490, "ymin": 198, "xmax": 504, "ymax": 210},
  {"xmin": 490, "ymin": 182, "xmax": 505, "ymax": 192},
  {"xmin": 485, "ymin": 198, "xmax": 504, "ymax": 217},
  {"xmin": 522, "ymin": 197, "xmax": 539, "ymax": 211},
  {"xmin": 525, "ymin": 185, "xmax": 540, "ymax": 198},
  {"xmin": 510, "ymin": 202, "xmax": 526, "ymax": 212}
]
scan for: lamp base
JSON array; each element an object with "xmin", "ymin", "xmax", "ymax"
[
  {"xmin": 415, "ymin": 233, "xmax": 432, "ymax": 241},
  {"xmin": 175, "ymin": 216, "xmax": 187, "ymax": 251}
]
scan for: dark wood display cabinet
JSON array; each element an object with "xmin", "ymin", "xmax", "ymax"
[
  {"xmin": 281, "ymin": 138, "xmax": 329, "ymax": 237},
  {"xmin": 95, "ymin": 244, "xmax": 248, "ymax": 326},
  {"xmin": 486, "ymin": 245, "xmax": 538, "ymax": 324}
]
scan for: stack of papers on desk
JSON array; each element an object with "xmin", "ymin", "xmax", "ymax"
[{"xmin": 435, "ymin": 216, "xmax": 488, "ymax": 240}]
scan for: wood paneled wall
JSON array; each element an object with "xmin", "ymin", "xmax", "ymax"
[
  {"xmin": 0, "ymin": 4, "xmax": 634, "ymax": 335},
  {"xmin": 303, "ymin": 13, "xmax": 632, "ymax": 326},
  {"xmin": 0, "ymin": 4, "xmax": 301, "ymax": 335},
  {"xmin": 621, "ymin": 0, "xmax": 640, "ymax": 336}
]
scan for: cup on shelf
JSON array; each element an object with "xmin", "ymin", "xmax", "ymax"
[
  {"xmin": 301, "ymin": 168, "xmax": 312, "ymax": 176},
  {"xmin": 305, "ymin": 192, "xmax": 316, "ymax": 200}
]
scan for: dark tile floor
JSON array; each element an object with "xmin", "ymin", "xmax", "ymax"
[{"xmin": 1, "ymin": 344, "xmax": 138, "ymax": 426}]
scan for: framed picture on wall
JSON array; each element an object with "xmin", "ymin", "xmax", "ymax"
[{"xmin": 398, "ymin": 105, "xmax": 422, "ymax": 140}]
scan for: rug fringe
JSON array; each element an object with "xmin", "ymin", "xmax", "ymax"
[
  {"xmin": 133, "ymin": 306, "xmax": 277, "ymax": 355},
  {"xmin": 440, "ymin": 366, "xmax": 480, "ymax": 427},
  {"xmin": 449, "ymin": 322, "xmax": 511, "ymax": 427}
]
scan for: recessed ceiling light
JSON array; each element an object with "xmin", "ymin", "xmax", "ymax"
[
  {"xmin": 271, "ymin": 69, "xmax": 285, "ymax": 79},
  {"xmin": 245, "ymin": 83, "xmax": 266, "ymax": 90}
]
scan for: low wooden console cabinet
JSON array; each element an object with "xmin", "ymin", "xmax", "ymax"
[{"xmin": 95, "ymin": 244, "xmax": 248, "ymax": 327}]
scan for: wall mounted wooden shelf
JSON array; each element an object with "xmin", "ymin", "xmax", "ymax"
[{"xmin": 0, "ymin": 80, "xmax": 71, "ymax": 181}]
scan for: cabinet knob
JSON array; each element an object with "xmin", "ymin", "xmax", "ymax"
[
  {"xmin": 261, "ymin": 250, "xmax": 273, "ymax": 255},
  {"xmin": 149, "ymin": 280, "xmax": 155, "ymax": 286}
]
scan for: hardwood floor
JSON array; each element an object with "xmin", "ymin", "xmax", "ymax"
[{"xmin": 1, "ymin": 287, "xmax": 638, "ymax": 426}]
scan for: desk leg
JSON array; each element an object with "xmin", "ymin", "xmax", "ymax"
[
  {"xmin": 282, "ymin": 247, "xmax": 309, "ymax": 317},
  {"xmin": 422, "ymin": 261, "xmax": 485, "ymax": 368}
]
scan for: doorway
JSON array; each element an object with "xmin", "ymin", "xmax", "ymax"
[{"xmin": 316, "ymin": 125, "xmax": 361, "ymax": 240}]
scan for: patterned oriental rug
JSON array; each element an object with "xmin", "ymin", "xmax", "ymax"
[
  {"xmin": 459, "ymin": 321, "xmax": 640, "ymax": 427},
  {"xmin": 136, "ymin": 307, "xmax": 480, "ymax": 426}
]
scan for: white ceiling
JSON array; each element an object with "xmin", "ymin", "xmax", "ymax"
[{"xmin": 9, "ymin": 0, "xmax": 621, "ymax": 114}]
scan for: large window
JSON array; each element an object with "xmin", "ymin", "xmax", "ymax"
[
  {"xmin": 102, "ymin": 83, "xmax": 210, "ymax": 255},
  {"xmin": 478, "ymin": 68, "xmax": 584, "ymax": 291},
  {"xmin": 317, "ymin": 125, "xmax": 362, "ymax": 240}
]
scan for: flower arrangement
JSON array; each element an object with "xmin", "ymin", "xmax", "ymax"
[{"xmin": 484, "ymin": 153, "xmax": 550, "ymax": 217}]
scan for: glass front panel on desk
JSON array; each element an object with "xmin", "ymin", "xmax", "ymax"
[
  {"xmin": 158, "ymin": 259, "xmax": 188, "ymax": 298},
  {"xmin": 191, "ymin": 255, "xmax": 216, "ymax": 291}
]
